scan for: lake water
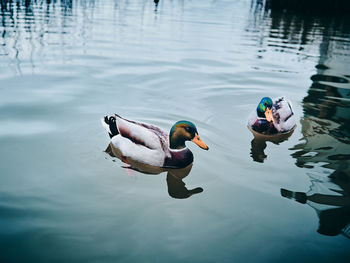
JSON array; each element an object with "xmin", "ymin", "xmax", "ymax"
[{"xmin": 0, "ymin": 0, "xmax": 349, "ymax": 262}]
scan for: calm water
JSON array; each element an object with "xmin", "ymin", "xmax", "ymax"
[{"xmin": 0, "ymin": 0, "xmax": 349, "ymax": 262}]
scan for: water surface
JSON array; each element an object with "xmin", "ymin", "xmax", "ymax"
[{"xmin": 0, "ymin": 0, "xmax": 349, "ymax": 262}]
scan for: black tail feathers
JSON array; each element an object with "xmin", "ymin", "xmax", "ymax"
[{"xmin": 103, "ymin": 115, "xmax": 119, "ymax": 138}]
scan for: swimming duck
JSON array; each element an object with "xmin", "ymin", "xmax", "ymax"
[
  {"xmin": 248, "ymin": 96, "xmax": 296, "ymax": 135},
  {"xmin": 101, "ymin": 114, "xmax": 209, "ymax": 168}
]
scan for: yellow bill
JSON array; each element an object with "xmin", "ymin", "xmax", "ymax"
[
  {"xmin": 265, "ymin": 108, "xmax": 273, "ymax": 122},
  {"xmin": 192, "ymin": 133, "xmax": 209, "ymax": 150}
]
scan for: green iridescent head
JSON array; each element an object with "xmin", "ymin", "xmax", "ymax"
[
  {"xmin": 257, "ymin": 97, "xmax": 273, "ymax": 118},
  {"xmin": 169, "ymin": 121, "xmax": 209, "ymax": 150}
]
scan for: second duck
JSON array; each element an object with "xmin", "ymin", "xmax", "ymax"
[{"xmin": 248, "ymin": 96, "xmax": 296, "ymax": 135}]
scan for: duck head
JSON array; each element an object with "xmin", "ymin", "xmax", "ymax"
[
  {"xmin": 169, "ymin": 121, "xmax": 209, "ymax": 150},
  {"xmin": 257, "ymin": 97, "xmax": 273, "ymax": 122}
]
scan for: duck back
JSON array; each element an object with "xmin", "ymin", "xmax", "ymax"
[{"xmin": 272, "ymin": 96, "xmax": 296, "ymax": 132}]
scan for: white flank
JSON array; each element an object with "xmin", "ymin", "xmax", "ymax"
[
  {"xmin": 116, "ymin": 117, "xmax": 164, "ymax": 150},
  {"xmin": 111, "ymin": 135, "xmax": 165, "ymax": 166},
  {"xmin": 272, "ymin": 96, "xmax": 296, "ymax": 132}
]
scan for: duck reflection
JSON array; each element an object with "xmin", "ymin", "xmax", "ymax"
[
  {"xmin": 105, "ymin": 143, "xmax": 203, "ymax": 199},
  {"xmin": 282, "ymin": 68, "xmax": 350, "ymax": 238},
  {"xmin": 250, "ymin": 127, "xmax": 295, "ymax": 163}
]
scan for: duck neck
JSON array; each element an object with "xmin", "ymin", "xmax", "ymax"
[
  {"xmin": 257, "ymin": 108, "xmax": 265, "ymax": 118},
  {"xmin": 169, "ymin": 133, "xmax": 187, "ymax": 150}
]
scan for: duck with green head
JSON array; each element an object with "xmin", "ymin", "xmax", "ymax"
[
  {"xmin": 102, "ymin": 115, "xmax": 209, "ymax": 168},
  {"xmin": 256, "ymin": 97, "xmax": 273, "ymax": 122},
  {"xmin": 248, "ymin": 96, "xmax": 296, "ymax": 134}
]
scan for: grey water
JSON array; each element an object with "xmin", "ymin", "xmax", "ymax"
[{"xmin": 0, "ymin": 0, "xmax": 349, "ymax": 262}]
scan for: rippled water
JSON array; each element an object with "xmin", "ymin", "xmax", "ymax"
[{"xmin": 1, "ymin": 0, "xmax": 349, "ymax": 262}]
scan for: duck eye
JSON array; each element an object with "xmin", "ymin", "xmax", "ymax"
[{"xmin": 185, "ymin": 127, "xmax": 191, "ymax": 132}]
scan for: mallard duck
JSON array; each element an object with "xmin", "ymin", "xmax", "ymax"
[
  {"xmin": 101, "ymin": 114, "xmax": 209, "ymax": 168},
  {"xmin": 248, "ymin": 96, "xmax": 296, "ymax": 135}
]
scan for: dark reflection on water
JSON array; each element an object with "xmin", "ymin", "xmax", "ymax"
[
  {"xmin": 284, "ymin": 68, "xmax": 350, "ymax": 238},
  {"xmin": 153, "ymin": 0, "xmax": 159, "ymax": 12},
  {"xmin": 265, "ymin": 0, "xmax": 350, "ymax": 14},
  {"xmin": 0, "ymin": 0, "xmax": 74, "ymax": 35},
  {"xmin": 250, "ymin": 0, "xmax": 350, "ymax": 57},
  {"xmin": 105, "ymin": 144, "xmax": 203, "ymax": 199},
  {"xmin": 166, "ymin": 173, "xmax": 203, "ymax": 199},
  {"xmin": 281, "ymin": 173, "xmax": 350, "ymax": 237},
  {"xmin": 0, "ymin": 0, "xmax": 75, "ymax": 74},
  {"xmin": 250, "ymin": 138, "xmax": 267, "ymax": 163},
  {"xmin": 250, "ymin": 130, "xmax": 295, "ymax": 163}
]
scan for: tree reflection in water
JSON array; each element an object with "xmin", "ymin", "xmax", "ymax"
[{"xmin": 283, "ymin": 68, "xmax": 350, "ymax": 238}]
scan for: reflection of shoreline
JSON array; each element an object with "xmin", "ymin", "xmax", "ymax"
[
  {"xmin": 249, "ymin": 0, "xmax": 350, "ymax": 60},
  {"xmin": 265, "ymin": 0, "xmax": 350, "ymax": 14},
  {"xmin": 284, "ymin": 68, "xmax": 350, "ymax": 238},
  {"xmin": 0, "ymin": 0, "xmax": 75, "ymax": 74},
  {"xmin": 281, "ymin": 180, "xmax": 350, "ymax": 238},
  {"xmin": 105, "ymin": 143, "xmax": 203, "ymax": 199}
]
